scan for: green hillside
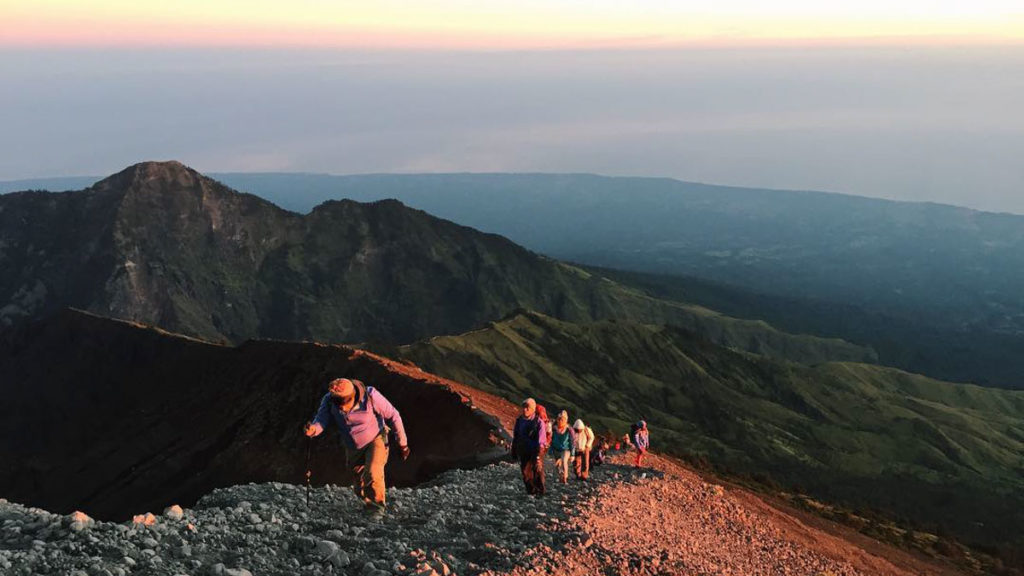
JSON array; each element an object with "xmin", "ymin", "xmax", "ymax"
[
  {"xmin": 210, "ymin": 171, "xmax": 1024, "ymax": 390},
  {"xmin": 393, "ymin": 311, "xmax": 1024, "ymax": 550}
]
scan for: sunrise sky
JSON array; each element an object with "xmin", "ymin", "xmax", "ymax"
[
  {"xmin": 3, "ymin": 0, "xmax": 1023, "ymax": 49},
  {"xmin": 2, "ymin": 1, "xmax": 1023, "ymax": 212}
]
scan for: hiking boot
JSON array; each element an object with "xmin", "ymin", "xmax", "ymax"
[{"xmin": 364, "ymin": 500, "xmax": 386, "ymax": 520}]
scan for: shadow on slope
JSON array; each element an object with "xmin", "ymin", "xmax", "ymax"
[{"xmin": 0, "ymin": 309, "xmax": 516, "ymax": 521}]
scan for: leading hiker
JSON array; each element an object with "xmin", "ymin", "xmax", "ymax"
[
  {"xmin": 303, "ymin": 378, "xmax": 410, "ymax": 512},
  {"xmin": 511, "ymin": 398, "xmax": 547, "ymax": 496}
]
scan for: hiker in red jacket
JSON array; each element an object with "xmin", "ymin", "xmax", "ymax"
[
  {"xmin": 536, "ymin": 404, "xmax": 552, "ymax": 456},
  {"xmin": 631, "ymin": 420, "xmax": 650, "ymax": 468}
]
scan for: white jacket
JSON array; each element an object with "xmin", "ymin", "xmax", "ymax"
[{"xmin": 573, "ymin": 425, "xmax": 595, "ymax": 452}]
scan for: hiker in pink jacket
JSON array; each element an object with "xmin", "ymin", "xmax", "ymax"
[{"xmin": 304, "ymin": 378, "xmax": 409, "ymax": 511}]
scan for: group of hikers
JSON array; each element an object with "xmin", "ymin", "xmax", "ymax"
[
  {"xmin": 302, "ymin": 378, "xmax": 651, "ymax": 511},
  {"xmin": 510, "ymin": 397, "xmax": 649, "ymax": 496}
]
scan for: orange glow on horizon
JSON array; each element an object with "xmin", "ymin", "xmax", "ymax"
[{"xmin": 2, "ymin": 1, "xmax": 1022, "ymax": 49}]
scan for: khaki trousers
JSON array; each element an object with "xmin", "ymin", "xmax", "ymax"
[{"xmin": 346, "ymin": 434, "xmax": 388, "ymax": 506}]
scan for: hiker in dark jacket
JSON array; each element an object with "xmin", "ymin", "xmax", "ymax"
[
  {"xmin": 511, "ymin": 398, "xmax": 547, "ymax": 496},
  {"xmin": 304, "ymin": 378, "xmax": 409, "ymax": 511}
]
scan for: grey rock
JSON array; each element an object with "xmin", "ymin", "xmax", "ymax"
[
  {"xmin": 314, "ymin": 539, "xmax": 339, "ymax": 557},
  {"xmin": 327, "ymin": 550, "xmax": 350, "ymax": 568}
]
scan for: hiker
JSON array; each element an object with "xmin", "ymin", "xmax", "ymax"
[
  {"xmin": 592, "ymin": 439, "xmax": 609, "ymax": 467},
  {"xmin": 572, "ymin": 419, "xmax": 595, "ymax": 480},
  {"xmin": 536, "ymin": 404, "xmax": 552, "ymax": 456},
  {"xmin": 303, "ymin": 378, "xmax": 409, "ymax": 512},
  {"xmin": 631, "ymin": 420, "xmax": 650, "ymax": 468},
  {"xmin": 549, "ymin": 411, "xmax": 575, "ymax": 484},
  {"xmin": 511, "ymin": 398, "xmax": 547, "ymax": 496}
]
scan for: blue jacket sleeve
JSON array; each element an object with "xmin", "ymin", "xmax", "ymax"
[
  {"xmin": 369, "ymin": 388, "xmax": 408, "ymax": 447},
  {"xmin": 311, "ymin": 394, "xmax": 332, "ymax": 430}
]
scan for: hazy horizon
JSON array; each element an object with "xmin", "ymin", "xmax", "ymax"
[{"xmin": 3, "ymin": 45, "xmax": 1023, "ymax": 213}]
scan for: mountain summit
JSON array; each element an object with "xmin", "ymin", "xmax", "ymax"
[{"xmin": 94, "ymin": 160, "xmax": 203, "ymax": 191}]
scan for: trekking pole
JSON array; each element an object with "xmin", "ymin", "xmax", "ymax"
[{"xmin": 305, "ymin": 428, "xmax": 313, "ymax": 508}]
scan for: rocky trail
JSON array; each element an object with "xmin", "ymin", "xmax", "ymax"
[{"xmin": 0, "ymin": 452, "xmax": 956, "ymax": 576}]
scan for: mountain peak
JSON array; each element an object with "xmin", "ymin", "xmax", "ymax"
[{"xmin": 93, "ymin": 160, "xmax": 205, "ymax": 193}]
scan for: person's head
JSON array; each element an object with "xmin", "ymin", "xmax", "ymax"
[
  {"xmin": 328, "ymin": 378, "xmax": 357, "ymax": 412},
  {"xmin": 522, "ymin": 398, "xmax": 536, "ymax": 418},
  {"xmin": 573, "ymin": 419, "xmax": 585, "ymax": 431},
  {"xmin": 639, "ymin": 420, "xmax": 647, "ymax": 431},
  {"xmin": 557, "ymin": 410, "xmax": 568, "ymax": 427}
]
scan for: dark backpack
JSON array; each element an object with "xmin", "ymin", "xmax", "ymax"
[{"xmin": 630, "ymin": 422, "xmax": 641, "ymax": 437}]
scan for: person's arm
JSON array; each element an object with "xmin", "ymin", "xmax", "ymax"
[
  {"xmin": 537, "ymin": 419, "xmax": 547, "ymax": 451},
  {"xmin": 305, "ymin": 394, "xmax": 331, "ymax": 436},
  {"xmin": 369, "ymin": 388, "xmax": 408, "ymax": 448}
]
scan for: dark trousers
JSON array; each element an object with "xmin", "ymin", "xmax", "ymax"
[
  {"xmin": 573, "ymin": 449, "xmax": 590, "ymax": 479},
  {"xmin": 519, "ymin": 454, "xmax": 545, "ymax": 495}
]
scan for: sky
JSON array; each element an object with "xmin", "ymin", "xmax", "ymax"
[{"xmin": 1, "ymin": 2, "xmax": 1023, "ymax": 212}]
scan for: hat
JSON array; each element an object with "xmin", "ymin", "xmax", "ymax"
[
  {"xmin": 522, "ymin": 398, "xmax": 536, "ymax": 409},
  {"xmin": 328, "ymin": 378, "xmax": 355, "ymax": 398},
  {"xmin": 573, "ymin": 419, "xmax": 585, "ymax": 430}
]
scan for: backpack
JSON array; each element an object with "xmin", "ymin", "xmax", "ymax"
[
  {"xmin": 630, "ymin": 422, "xmax": 641, "ymax": 437},
  {"xmin": 364, "ymin": 385, "xmax": 397, "ymax": 447}
]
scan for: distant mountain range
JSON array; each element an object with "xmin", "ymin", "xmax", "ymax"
[
  {"xmin": 0, "ymin": 162, "xmax": 871, "ymax": 365},
  {"xmin": 392, "ymin": 310, "xmax": 1024, "ymax": 552}
]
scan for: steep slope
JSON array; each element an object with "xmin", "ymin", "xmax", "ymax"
[
  {"xmin": 0, "ymin": 161, "xmax": 874, "ymax": 365},
  {"xmin": 0, "ymin": 454, "xmax": 961, "ymax": 576},
  {"xmin": 214, "ymin": 171, "xmax": 1024, "ymax": 389},
  {"xmin": 0, "ymin": 308, "xmax": 516, "ymax": 520},
  {"xmin": 392, "ymin": 311, "xmax": 1024, "ymax": 551}
]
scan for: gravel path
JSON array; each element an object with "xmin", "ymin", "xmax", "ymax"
[{"xmin": 0, "ymin": 451, "xmax": 952, "ymax": 576}]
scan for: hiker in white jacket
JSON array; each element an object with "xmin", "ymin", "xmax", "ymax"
[{"xmin": 572, "ymin": 419, "xmax": 596, "ymax": 480}]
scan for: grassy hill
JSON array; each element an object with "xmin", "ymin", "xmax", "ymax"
[{"xmin": 391, "ymin": 310, "xmax": 1024, "ymax": 552}]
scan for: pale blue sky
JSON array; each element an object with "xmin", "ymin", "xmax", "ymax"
[{"xmin": 1, "ymin": 45, "xmax": 1022, "ymax": 213}]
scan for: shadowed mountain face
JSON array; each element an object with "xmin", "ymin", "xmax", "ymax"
[
  {"xmin": 0, "ymin": 308, "xmax": 516, "ymax": 521},
  {"xmin": 392, "ymin": 310, "xmax": 1024, "ymax": 549},
  {"xmin": 0, "ymin": 161, "xmax": 874, "ymax": 365}
]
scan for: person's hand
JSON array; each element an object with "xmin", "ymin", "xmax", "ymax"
[
  {"xmin": 303, "ymin": 422, "xmax": 322, "ymax": 437},
  {"xmin": 399, "ymin": 445, "xmax": 411, "ymax": 460}
]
